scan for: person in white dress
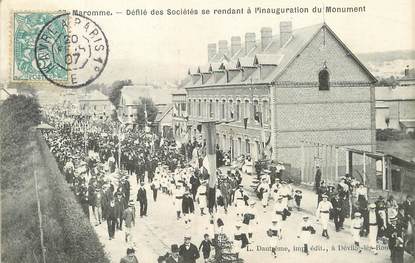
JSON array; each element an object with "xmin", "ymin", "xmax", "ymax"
[
  {"xmin": 368, "ymin": 203, "xmax": 379, "ymax": 255},
  {"xmin": 352, "ymin": 212, "xmax": 363, "ymax": 253},
  {"xmin": 195, "ymin": 181, "xmax": 208, "ymax": 215},
  {"xmin": 257, "ymin": 178, "xmax": 270, "ymax": 213},
  {"xmin": 316, "ymin": 194, "xmax": 333, "ymax": 239},
  {"xmin": 173, "ymin": 184, "xmax": 184, "ymax": 219}
]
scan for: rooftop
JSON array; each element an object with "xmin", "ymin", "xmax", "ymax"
[{"xmin": 184, "ymin": 22, "xmax": 376, "ymax": 88}]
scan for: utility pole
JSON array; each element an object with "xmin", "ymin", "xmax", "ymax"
[{"xmin": 33, "ymin": 147, "xmax": 47, "ymax": 263}]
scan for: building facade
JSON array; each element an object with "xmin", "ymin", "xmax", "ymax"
[
  {"xmin": 375, "ymin": 67, "xmax": 415, "ymax": 131},
  {"xmin": 181, "ymin": 21, "xmax": 377, "ymax": 183},
  {"xmin": 79, "ymin": 90, "xmax": 114, "ymax": 120},
  {"xmin": 172, "ymin": 88, "xmax": 189, "ymax": 143}
]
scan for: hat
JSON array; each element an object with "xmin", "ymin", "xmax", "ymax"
[
  {"xmin": 322, "ymin": 194, "xmax": 328, "ymax": 198},
  {"xmin": 369, "ymin": 203, "xmax": 376, "ymax": 209},
  {"xmin": 235, "ymin": 223, "xmax": 242, "ymax": 228},
  {"xmin": 277, "ymin": 195, "xmax": 283, "ymax": 200},
  {"xmin": 390, "ymin": 217, "xmax": 397, "ymax": 222},
  {"xmin": 295, "ymin": 190, "xmax": 302, "ymax": 193},
  {"xmin": 272, "ymin": 216, "xmax": 278, "ymax": 222},
  {"xmin": 129, "ymin": 200, "xmax": 135, "ymax": 206},
  {"xmin": 184, "ymin": 233, "xmax": 191, "ymax": 239},
  {"xmin": 302, "ymin": 215, "xmax": 309, "ymax": 219},
  {"xmin": 275, "ymin": 178, "xmax": 280, "ymax": 181},
  {"xmin": 378, "ymin": 195, "xmax": 384, "ymax": 200},
  {"xmin": 263, "ymin": 169, "xmax": 271, "ymax": 173},
  {"xmin": 354, "ymin": 212, "xmax": 361, "ymax": 217},
  {"xmin": 249, "ymin": 200, "xmax": 256, "ymax": 206},
  {"xmin": 171, "ymin": 244, "xmax": 179, "ymax": 253}
]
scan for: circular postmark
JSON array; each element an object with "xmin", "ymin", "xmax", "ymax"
[{"xmin": 34, "ymin": 13, "xmax": 109, "ymax": 88}]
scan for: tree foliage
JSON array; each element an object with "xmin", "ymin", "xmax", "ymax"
[
  {"xmin": 0, "ymin": 94, "xmax": 110, "ymax": 263},
  {"xmin": 135, "ymin": 97, "xmax": 158, "ymax": 124},
  {"xmin": 0, "ymin": 95, "xmax": 41, "ymax": 189},
  {"xmin": 108, "ymin": 79, "xmax": 132, "ymax": 108}
]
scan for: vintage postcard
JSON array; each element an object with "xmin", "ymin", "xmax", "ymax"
[{"xmin": 0, "ymin": 0, "xmax": 414, "ymax": 262}]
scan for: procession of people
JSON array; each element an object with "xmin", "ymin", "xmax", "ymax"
[{"xmin": 39, "ymin": 106, "xmax": 413, "ymax": 263}]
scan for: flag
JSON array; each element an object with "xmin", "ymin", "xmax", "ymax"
[{"xmin": 203, "ymin": 122, "xmax": 217, "ymax": 188}]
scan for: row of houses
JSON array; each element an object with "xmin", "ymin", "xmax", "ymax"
[{"xmin": 172, "ymin": 21, "xmax": 415, "ymax": 191}]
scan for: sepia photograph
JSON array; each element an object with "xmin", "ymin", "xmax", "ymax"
[{"xmin": 0, "ymin": 0, "xmax": 414, "ymax": 262}]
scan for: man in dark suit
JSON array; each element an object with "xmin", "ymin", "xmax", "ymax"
[
  {"xmin": 136, "ymin": 181, "xmax": 148, "ymax": 217},
  {"xmin": 165, "ymin": 244, "xmax": 183, "ymax": 263},
  {"xmin": 403, "ymin": 195, "xmax": 414, "ymax": 219},
  {"xmin": 178, "ymin": 235, "xmax": 199, "ymax": 263},
  {"xmin": 106, "ymin": 199, "xmax": 117, "ymax": 240},
  {"xmin": 331, "ymin": 194, "xmax": 344, "ymax": 232}
]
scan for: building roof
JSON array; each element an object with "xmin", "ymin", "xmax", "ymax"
[
  {"xmin": 121, "ymin": 85, "xmax": 173, "ymax": 106},
  {"xmin": 186, "ymin": 23, "xmax": 376, "ymax": 87},
  {"xmin": 79, "ymin": 90, "xmax": 109, "ymax": 101},
  {"xmin": 376, "ymin": 86, "xmax": 415, "ymax": 101},
  {"xmin": 399, "ymin": 68, "xmax": 415, "ymax": 82},
  {"xmin": 155, "ymin": 104, "xmax": 173, "ymax": 122},
  {"xmin": 0, "ymin": 88, "xmax": 17, "ymax": 101}
]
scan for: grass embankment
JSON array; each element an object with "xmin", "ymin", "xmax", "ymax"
[{"xmin": 1, "ymin": 95, "xmax": 109, "ymax": 263}]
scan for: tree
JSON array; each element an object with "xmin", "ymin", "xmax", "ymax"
[
  {"xmin": 108, "ymin": 79, "xmax": 132, "ymax": 108},
  {"xmin": 135, "ymin": 97, "xmax": 158, "ymax": 125}
]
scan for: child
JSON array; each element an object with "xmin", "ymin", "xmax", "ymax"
[
  {"xmin": 297, "ymin": 216, "xmax": 315, "ymax": 255},
  {"xmin": 267, "ymin": 216, "xmax": 282, "ymax": 258},
  {"xmin": 294, "ymin": 190, "xmax": 303, "ymax": 211},
  {"xmin": 352, "ymin": 212, "xmax": 363, "ymax": 253},
  {"xmin": 199, "ymin": 234, "xmax": 213, "ymax": 262}
]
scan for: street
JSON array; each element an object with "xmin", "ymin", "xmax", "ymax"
[{"xmin": 93, "ymin": 171, "xmax": 400, "ymax": 263}]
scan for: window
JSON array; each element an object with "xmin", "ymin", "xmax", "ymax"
[
  {"xmin": 188, "ymin": 100, "xmax": 192, "ymax": 116},
  {"xmin": 221, "ymin": 100, "xmax": 225, "ymax": 119},
  {"xmin": 246, "ymin": 139, "xmax": 251, "ymax": 154},
  {"xmin": 253, "ymin": 100, "xmax": 259, "ymax": 123},
  {"xmin": 236, "ymin": 100, "xmax": 241, "ymax": 120},
  {"xmin": 203, "ymin": 99, "xmax": 207, "ymax": 117},
  {"xmin": 197, "ymin": 100, "xmax": 201, "ymax": 116},
  {"xmin": 209, "ymin": 100, "xmax": 214, "ymax": 118},
  {"xmin": 262, "ymin": 100, "xmax": 269, "ymax": 123},
  {"xmin": 319, "ymin": 68, "xmax": 330, "ymax": 90},
  {"xmin": 215, "ymin": 100, "xmax": 220, "ymax": 119},
  {"xmin": 229, "ymin": 100, "xmax": 234, "ymax": 119},
  {"xmin": 244, "ymin": 100, "xmax": 250, "ymax": 119}
]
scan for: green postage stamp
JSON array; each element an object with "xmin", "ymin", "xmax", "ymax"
[{"xmin": 12, "ymin": 12, "xmax": 67, "ymax": 81}]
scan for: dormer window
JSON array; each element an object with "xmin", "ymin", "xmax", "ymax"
[{"xmin": 318, "ymin": 66, "xmax": 330, "ymax": 91}]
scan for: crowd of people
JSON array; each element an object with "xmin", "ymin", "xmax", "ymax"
[{"xmin": 40, "ymin": 106, "xmax": 413, "ymax": 263}]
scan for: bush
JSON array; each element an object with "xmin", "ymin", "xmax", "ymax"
[{"xmin": 1, "ymin": 94, "xmax": 109, "ymax": 263}]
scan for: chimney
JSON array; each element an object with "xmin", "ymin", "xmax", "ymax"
[
  {"xmin": 231, "ymin": 36, "xmax": 241, "ymax": 57},
  {"xmin": 208, "ymin": 43, "xmax": 217, "ymax": 62},
  {"xmin": 245, "ymin": 32, "xmax": 256, "ymax": 55},
  {"xmin": 218, "ymin": 40, "xmax": 229, "ymax": 57},
  {"xmin": 261, "ymin": 27, "xmax": 272, "ymax": 51},
  {"xmin": 280, "ymin": 21, "xmax": 292, "ymax": 47}
]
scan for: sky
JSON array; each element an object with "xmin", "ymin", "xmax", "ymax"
[{"xmin": 0, "ymin": 0, "xmax": 414, "ymax": 86}]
